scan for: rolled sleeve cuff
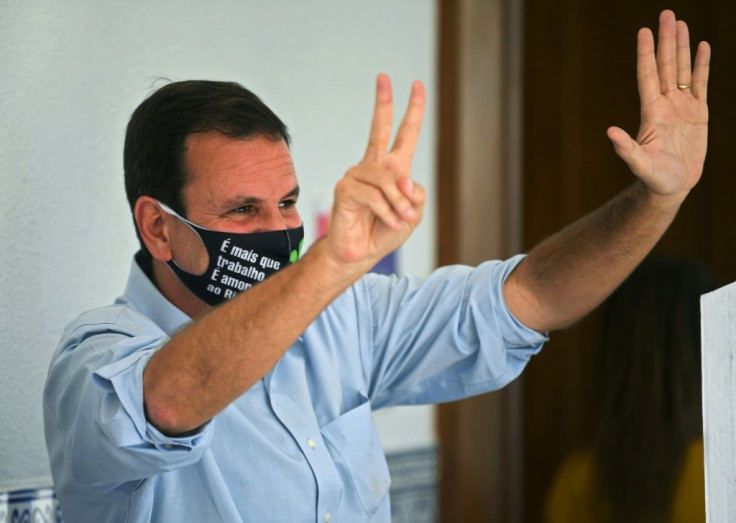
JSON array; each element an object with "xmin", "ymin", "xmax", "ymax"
[
  {"xmin": 93, "ymin": 341, "xmax": 213, "ymax": 451},
  {"xmin": 490, "ymin": 254, "xmax": 549, "ymax": 351}
]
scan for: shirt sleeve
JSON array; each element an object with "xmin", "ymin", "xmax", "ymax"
[
  {"xmin": 359, "ymin": 255, "xmax": 548, "ymax": 408},
  {"xmin": 43, "ymin": 308, "xmax": 214, "ymax": 487}
]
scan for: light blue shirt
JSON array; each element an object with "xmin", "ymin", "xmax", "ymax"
[{"xmin": 44, "ymin": 253, "xmax": 546, "ymax": 522}]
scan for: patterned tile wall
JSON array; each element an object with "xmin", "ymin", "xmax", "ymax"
[
  {"xmin": 2, "ymin": 447, "xmax": 436, "ymax": 522},
  {"xmin": 387, "ymin": 446, "xmax": 438, "ymax": 523},
  {"xmin": 0, "ymin": 488, "xmax": 62, "ymax": 523}
]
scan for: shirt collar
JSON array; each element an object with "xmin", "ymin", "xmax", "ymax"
[{"xmin": 117, "ymin": 251, "xmax": 192, "ymax": 336}]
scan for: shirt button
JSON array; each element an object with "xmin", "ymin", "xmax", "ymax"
[
  {"xmin": 307, "ymin": 438, "xmax": 317, "ymax": 449},
  {"xmin": 163, "ymin": 444, "xmax": 173, "ymax": 449},
  {"xmin": 325, "ymin": 512, "xmax": 331, "ymax": 522}
]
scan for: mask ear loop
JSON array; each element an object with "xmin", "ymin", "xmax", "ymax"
[
  {"xmin": 157, "ymin": 200, "xmax": 210, "ymax": 275},
  {"xmin": 157, "ymin": 200, "xmax": 222, "ymax": 234},
  {"xmin": 156, "ymin": 200, "xmax": 182, "ymax": 217}
]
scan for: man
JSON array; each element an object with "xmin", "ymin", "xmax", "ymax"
[{"xmin": 44, "ymin": 10, "xmax": 709, "ymax": 522}]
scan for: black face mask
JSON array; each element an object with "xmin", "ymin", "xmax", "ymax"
[{"xmin": 158, "ymin": 201, "xmax": 304, "ymax": 306}]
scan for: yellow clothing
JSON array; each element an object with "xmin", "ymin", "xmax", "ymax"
[{"xmin": 544, "ymin": 439, "xmax": 705, "ymax": 523}]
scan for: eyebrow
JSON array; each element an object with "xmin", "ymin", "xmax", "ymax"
[
  {"xmin": 282, "ymin": 186, "xmax": 300, "ymax": 200},
  {"xmin": 222, "ymin": 185, "xmax": 300, "ymax": 208}
]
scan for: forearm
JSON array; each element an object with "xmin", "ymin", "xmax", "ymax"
[
  {"xmin": 504, "ymin": 181, "xmax": 683, "ymax": 332},
  {"xmin": 143, "ymin": 240, "xmax": 368, "ymax": 434},
  {"xmin": 504, "ymin": 11, "xmax": 711, "ymax": 331}
]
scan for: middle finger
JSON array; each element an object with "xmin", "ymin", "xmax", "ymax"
[{"xmin": 656, "ymin": 10, "xmax": 678, "ymax": 92}]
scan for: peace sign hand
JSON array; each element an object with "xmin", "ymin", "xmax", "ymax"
[
  {"xmin": 608, "ymin": 10, "xmax": 710, "ymax": 205},
  {"xmin": 326, "ymin": 74, "xmax": 427, "ymax": 270}
]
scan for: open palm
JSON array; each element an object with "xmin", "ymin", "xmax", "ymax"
[{"xmin": 608, "ymin": 11, "xmax": 710, "ymax": 201}]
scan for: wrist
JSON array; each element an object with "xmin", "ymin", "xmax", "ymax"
[
  {"xmin": 632, "ymin": 180, "xmax": 687, "ymax": 217},
  {"xmin": 302, "ymin": 239, "xmax": 375, "ymax": 289}
]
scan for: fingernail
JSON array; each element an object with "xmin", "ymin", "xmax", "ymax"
[
  {"xmin": 404, "ymin": 207, "xmax": 416, "ymax": 220},
  {"xmin": 405, "ymin": 179, "xmax": 414, "ymax": 194}
]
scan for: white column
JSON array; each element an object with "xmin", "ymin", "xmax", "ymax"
[{"xmin": 701, "ymin": 283, "xmax": 736, "ymax": 521}]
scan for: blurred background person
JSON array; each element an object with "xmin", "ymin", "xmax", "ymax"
[{"xmin": 544, "ymin": 257, "xmax": 719, "ymax": 523}]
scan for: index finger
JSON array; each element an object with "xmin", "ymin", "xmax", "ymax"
[
  {"xmin": 362, "ymin": 73, "xmax": 394, "ymax": 162},
  {"xmin": 637, "ymin": 27, "xmax": 661, "ymax": 105},
  {"xmin": 390, "ymin": 81, "xmax": 426, "ymax": 160}
]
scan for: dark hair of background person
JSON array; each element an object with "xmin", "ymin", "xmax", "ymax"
[
  {"xmin": 593, "ymin": 257, "xmax": 719, "ymax": 521},
  {"xmin": 123, "ymin": 79, "xmax": 291, "ymax": 255}
]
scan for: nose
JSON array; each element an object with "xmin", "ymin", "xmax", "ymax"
[{"xmin": 260, "ymin": 206, "xmax": 288, "ymax": 232}]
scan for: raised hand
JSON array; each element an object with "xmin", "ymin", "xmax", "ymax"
[
  {"xmin": 607, "ymin": 10, "xmax": 710, "ymax": 202},
  {"xmin": 326, "ymin": 74, "xmax": 426, "ymax": 267}
]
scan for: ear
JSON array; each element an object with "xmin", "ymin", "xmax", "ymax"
[{"xmin": 134, "ymin": 196, "xmax": 174, "ymax": 262}]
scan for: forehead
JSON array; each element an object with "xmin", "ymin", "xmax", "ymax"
[{"xmin": 182, "ymin": 132, "xmax": 296, "ymax": 207}]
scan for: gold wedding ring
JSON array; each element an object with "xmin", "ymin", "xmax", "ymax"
[{"xmin": 677, "ymin": 83, "xmax": 692, "ymax": 90}]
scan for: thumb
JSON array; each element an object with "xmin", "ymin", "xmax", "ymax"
[
  {"xmin": 397, "ymin": 176, "xmax": 414, "ymax": 198},
  {"xmin": 607, "ymin": 126, "xmax": 650, "ymax": 178}
]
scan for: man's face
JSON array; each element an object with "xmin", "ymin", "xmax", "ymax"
[
  {"xmin": 166, "ymin": 132, "xmax": 301, "ymax": 275},
  {"xmin": 182, "ymin": 132, "xmax": 301, "ymax": 232}
]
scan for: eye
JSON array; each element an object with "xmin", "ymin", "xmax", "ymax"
[
  {"xmin": 232, "ymin": 205, "xmax": 256, "ymax": 215},
  {"xmin": 279, "ymin": 198, "xmax": 297, "ymax": 209}
]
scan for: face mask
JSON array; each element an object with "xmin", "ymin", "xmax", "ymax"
[{"xmin": 158, "ymin": 201, "xmax": 304, "ymax": 306}]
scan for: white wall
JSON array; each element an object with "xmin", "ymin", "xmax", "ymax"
[{"xmin": 0, "ymin": 0, "xmax": 436, "ymax": 489}]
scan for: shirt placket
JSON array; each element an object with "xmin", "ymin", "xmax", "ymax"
[{"xmin": 266, "ymin": 364, "xmax": 344, "ymax": 522}]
